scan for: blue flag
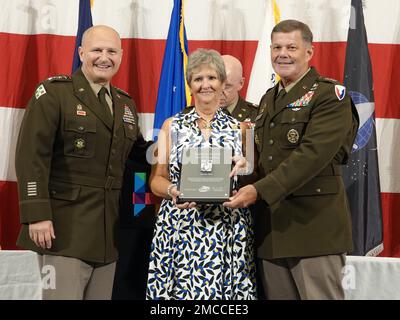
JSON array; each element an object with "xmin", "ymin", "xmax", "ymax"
[
  {"xmin": 153, "ymin": 0, "xmax": 189, "ymax": 138},
  {"xmin": 71, "ymin": 0, "xmax": 93, "ymax": 73},
  {"xmin": 342, "ymin": 0, "xmax": 383, "ymax": 256}
]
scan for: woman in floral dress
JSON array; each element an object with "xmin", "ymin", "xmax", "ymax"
[{"xmin": 146, "ymin": 49, "xmax": 256, "ymax": 300}]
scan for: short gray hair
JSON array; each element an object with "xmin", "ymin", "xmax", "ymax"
[
  {"xmin": 186, "ymin": 49, "xmax": 226, "ymax": 84},
  {"xmin": 271, "ymin": 19, "xmax": 313, "ymax": 44}
]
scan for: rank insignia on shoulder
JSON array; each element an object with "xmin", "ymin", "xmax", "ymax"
[
  {"xmin": 115, "ymin": 87, "xmax": 131, "ymax": 98},
  {"xmin": 335, "ymin": 85, "xmax": 346, "ymax": 101},
  {"xmin": 250, "ymin": 102, "xmax": 258, "ymax": 108},
  {"xmin": 319, "ymin": 76, "xmax": 339, "ymax": 84},
  {"xmin": 47, "ymin": 75, "xmax": 71, "ymax": 82},
  {"xmin": 35, "ymin": 84, "xmax": 47, "ymax": 99}
]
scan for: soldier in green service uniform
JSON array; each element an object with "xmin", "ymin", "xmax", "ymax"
[
  {"xmin": 183, "ymin": 54, "xmax": 258, "ymax": 122},
  {"xmin": 15, "ymin": 25, "xmax": 146, "ymax": 299},
  {"xmin": 224, "ymin": 20, "xmax": 359, "ymax": 300}
]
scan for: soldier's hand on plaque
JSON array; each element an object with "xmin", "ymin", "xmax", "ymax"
[
  {"xmin": 223, "ymin": 184, "xmax": 258, "ymax": 208},
  {"xmin": 170, "ymin": 185, "xmax": 197, "ymax": 209}
]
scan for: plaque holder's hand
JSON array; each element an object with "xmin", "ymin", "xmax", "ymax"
[{"xmin": 169, "ymin": 184, "xmax": 197, "ymax": 209}]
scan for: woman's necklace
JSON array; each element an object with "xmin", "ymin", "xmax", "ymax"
[{"xmin": 199, "ymin": 117, "xmax": 212, "ymax": 130}]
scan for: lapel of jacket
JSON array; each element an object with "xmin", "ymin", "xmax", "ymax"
[
  {"xmin": 110, "ymin": 86, "xmax": 125, "ymax": 133},
  {"xmin": 264, "ymin": 84, "xmax": 279, "ymax": 120},
  {"xmin": 270, "ymin": 67, "xmax": 320, "ymax": 119},
  {"xmin": 72, "ymin": 69, "xmax": 113, "ymax": 130},
  {"xmin": 231, "ymin": 97, "xmax": 246, "ymax": 120}
]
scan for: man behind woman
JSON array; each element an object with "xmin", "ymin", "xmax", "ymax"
[{"xmin": 146, "ymin": 48, "xmax": 257, "ymax": 300}]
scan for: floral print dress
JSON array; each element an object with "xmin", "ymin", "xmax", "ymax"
[{"xmin": 146, "ymin": 108, "xmax": 257, "ymax": 300}]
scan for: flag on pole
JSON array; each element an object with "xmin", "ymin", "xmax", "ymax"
[
  {"xmin": 71, "ymin": 0, "xmax": 93, "ymax": 73},
  {"xmin": 342, "ymin": 0, "xmax": 383, "ymax": 256},
  {"xmin": 153, "ymin": 0, "xmax": 190, "ymax": 137},
  {"xmin": 246, "ymin": 0, "xmax": 280, "ymax": 105}
]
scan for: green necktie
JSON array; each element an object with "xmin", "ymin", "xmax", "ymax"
[
  {"xmin": 276, "ymin": 88, "xmax": 286, "ymax": 101},
  {"xmin": 98, "ymin": 86, "xmax": 113, "ymax": 117}
]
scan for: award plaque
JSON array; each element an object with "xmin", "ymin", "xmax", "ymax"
[{"xmin": 177, "ymin": 146, "xmax": 233, "ymax": 204}]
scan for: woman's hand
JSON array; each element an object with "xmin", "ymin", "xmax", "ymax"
[
  {"xmin": 169, "ymin": 184, "xmax": 197, "ymax": 209},
  {"xmin": 230, "ymin": 155, "xmax": 249, "ymax": 177}
]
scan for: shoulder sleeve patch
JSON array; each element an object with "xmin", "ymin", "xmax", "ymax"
[
  {"xmin": 334, "ymin": 84, "xmax": 346, "ymax": 101},
  {"xmin": 35, "ymin": 84, "xmax": 47, "ymax": 99}
]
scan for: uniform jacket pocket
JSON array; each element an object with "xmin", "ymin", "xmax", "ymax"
[
  {"xmin": 291, "ymin": 175, "xmax": 339, "ymax": 197},
  {"xmin": 278, "ymin": 107, "xmax": 311, "ymax": 149},
  {"xmin": 63, "ymin": 116, "xmax": 96, "ymax": 158},
  {"xmin": 49, "ymin": 181, "xmax": 81, "ymax": 201},
  {"xmin": 123, "ymin": 123, "xmax": 137, "ymax": 141}
]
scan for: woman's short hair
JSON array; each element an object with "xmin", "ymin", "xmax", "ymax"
[{"xmin": 186, "ymin": 48, "xmax": 226, "ymax": 84}]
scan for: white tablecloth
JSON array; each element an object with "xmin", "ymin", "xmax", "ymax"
[
  {"xmin": 344, "ymin": 255, "xmax": 400, "ymax": 300},
  {"xmin": 1, "ymin": 251, "xmax": 400, "ymax": 300},
  {"xmin": 0, "ymin": 250, "xmax": 41, "ymax": 300}
]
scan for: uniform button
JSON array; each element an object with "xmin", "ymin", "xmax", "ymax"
[
  {"xmin": 270, "ymin": 122, "xmax": 275, "ymax": 128},
  {"xmin": 51, "ymin": 190, "xmax": 56, "ymax": 195},
  {"xmin": 111, "ymin": 149, "xmax": 116, "ymax": 155},
  {"xmin": 316, "ymin": 188, "xmax": 321, "ymax": 193},
  {"xmin": 269, "ymin": 139, "xmax": 274, "ymax": 145},
  {"xmin": 291, "ymin": 118, "xmax": 296, "ymax": 123},
  {"xmin": 113, "ymin": 134, "xmax": 117, "ymax": 139},
  {"xmin": 109, "ymin": 165, "xmax": 113, "ymax": 170},
  {"xmin": 78, "ymin": 126, "xmax": 84, "ymax": 131},
  {"xmin": 268, "ymin": 155, "xmax": 273, "ymax": 161}
]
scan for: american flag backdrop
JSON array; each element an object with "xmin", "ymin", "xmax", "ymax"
[{"xmin": 0, "ymin": 0, "xmax": 399, "ymax": 257}]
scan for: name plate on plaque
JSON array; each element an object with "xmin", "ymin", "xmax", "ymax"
[{"xmin": 177, "ymin": 147, "xmax": 233, "ymax": 204}]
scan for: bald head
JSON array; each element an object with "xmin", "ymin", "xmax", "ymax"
[
  {"xmin": 222, "ymin": 55, "xmax": 243, "ymax": 81},
  {"xmin": 79, "ymin": 25, "xmax": 123, "ymax": 84},
  {"xmin": 219, "ymin": 55, "xmax": 244, "ymax": 108},
  {"xmin": 81, "ymin": 25, "xmax": 121, "ymax": 48}
]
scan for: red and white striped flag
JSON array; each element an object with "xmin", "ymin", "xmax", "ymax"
[{"xmin": 1, "ymin": 0, "xmax": 400, "ymax": 257}]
